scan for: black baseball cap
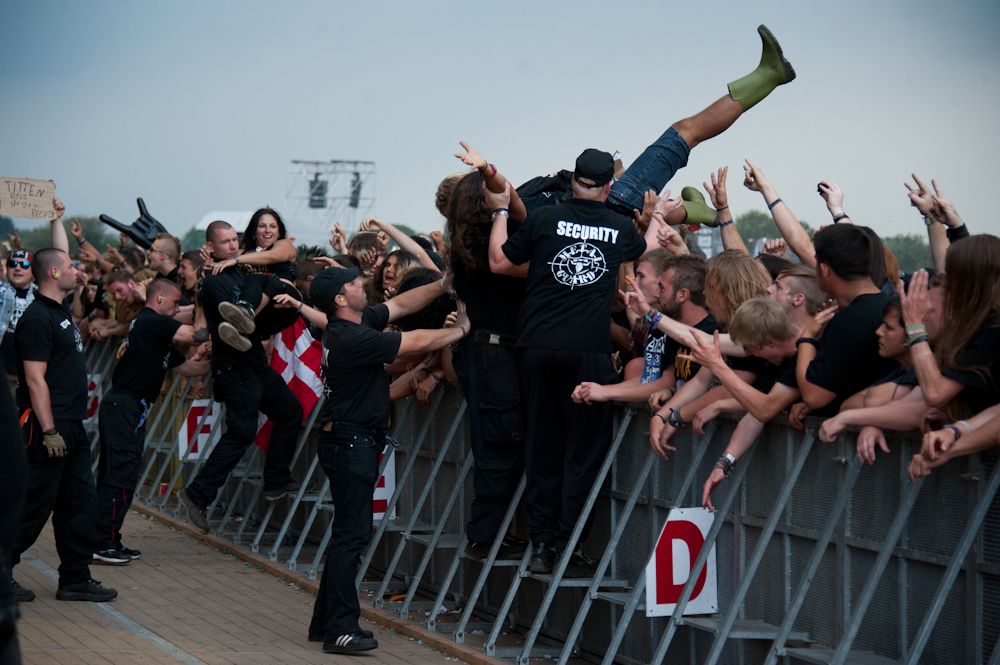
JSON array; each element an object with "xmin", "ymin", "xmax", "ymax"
[
  {"xmin": 574, "ymin": 149, "xmax": 615, "ymax": 187},
  {"xmin": 310, "ymin": 266, "xmax": 360, "ymax": 309}
]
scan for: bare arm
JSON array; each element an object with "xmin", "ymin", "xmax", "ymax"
[
  {"xmin": 23, "ymin": 360, "xmax": 55, "ymax": 431},
  {"xmin": 212, "ymin": 239, "xmax": 297, "ymax": 274},
  {"xmin": 454, "ymin": 142, "xmax": 528, "ymax": 222},
  {"xmin": 703, "ymin": 167, "xmax": 749, "ymax": 256},
  {"xmin": 396, "ymin": 326, "xmax": 466, "ymax": 357},
  {"xmin": 172, "ymin": 325, "xmax": 211, "ymax": 346},
  {"xmin": 744, "ymin": 160, "xmax": 815, "ymax": 267},
  {"xmin": 362, "ymin": 218, "xmax": 439, "ymax": 271},
  {"xmin": 272, "ymin": 293, "xmax": 328, "ymax": 328},
  {"xmin": 174, "ymin": 359, "xmax": 211, "ymax": 377},
  {"xmin": 384, "ymin": 279, "xmax": 448, "ymax": 323},
  {"xmin": 50, "ymin": 198, "xmax": 69, "ymax": 254}
]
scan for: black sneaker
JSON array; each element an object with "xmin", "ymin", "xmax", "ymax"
[
  {"xmin": 560, "ymin": 547, "xmax": 599, "ymax": 578},
  {"xmin": 323, "ymin": 632, "xmax": 378, "ymax": 653},
  {"xmin": 56, "ymin": 578, "xmax": 118, "ymax": 602},
  {"xmin": 93, "ymin": 549, "xmax": 132, "ymax": 565},
  {"xmin": 527, "ymin": 542, "xmax": 555, "ymax": 575},
  {"xmin": 219, "ymin": 300, "xmax": 256, "ymax": 334},
  {"xmin": 178, "ymin": 488, "xmax": 210, "ymax": 534},
  {"xmin": 466, "ymin": 533, "xmax": 528, "ymax": 561},
  {"xmin": 11, "ymin": 579, "xmax": 34, "ymax": 603},
  {"xmin": 310, "ymin": 629, "xmax": 373, "ymax": 642},
  {"xmin": 218, "ymin": 322, "xmax": 252, "ymax": 352},
  {"xmin": 263, "ymin": 480, "xmax": 302, "ymax": 502},
  {"xmin": 118, "ymin": 546, "xmax": 141, "ymax": 559}
]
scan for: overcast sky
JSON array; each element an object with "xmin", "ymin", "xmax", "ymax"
[{"xmin": 3, "ymin": 1, "xmax": 998, "ymax": 247}]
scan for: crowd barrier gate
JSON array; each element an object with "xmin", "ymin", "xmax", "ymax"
[{"xmin": 75, "ymin": 340, "xmax": 1000, "ymax": 665}]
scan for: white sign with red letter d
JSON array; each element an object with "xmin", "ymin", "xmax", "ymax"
[
  {"xmin": 645, "ymin": 507, "xmax": 718, "ymax": 616},
  {"xmin": 177, "ymin": 399, "xmax": 222, "ymax": 460}
]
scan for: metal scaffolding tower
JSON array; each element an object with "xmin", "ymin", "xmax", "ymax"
[{"xmin": 284, "ymin": 159, "xmax": 375, "ymax": 232}]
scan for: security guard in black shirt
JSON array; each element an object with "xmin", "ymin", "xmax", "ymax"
[
  {"xmin": 92, "ymin": 279, "xmax": 210, "ymax": 565},
  {"xmin": 11, "ymin": 248, "xmax": 117, "ymax": 603}
]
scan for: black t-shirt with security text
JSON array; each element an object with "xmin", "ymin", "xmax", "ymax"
[
  {"xmin": 320, "ymin": 304, "xmax": 402, "ymax": 430},
  {"xmin": 502, "ymin": 198, "xmax": 646, "ymax": 353},
  {"xmin": 112, "ymin": 307, "xmax": 188, "ymax": 403},
  {"xmin": 14, "ymin": 294, "xmax": 87, "ymax": 420}
]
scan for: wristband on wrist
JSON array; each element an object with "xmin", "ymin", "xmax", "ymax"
[
  {"xmin": 483, "ymin": 164, "xmax": 497, "ymax": 180},
  {"xmin": 43, "ymin": 428, "xmax": 57, "ymax": 436},
  {"xmin": 667, "ymin": 407, "xmax": 685, "ymax": 428},
  {"xmin": 832, "ymin": 213, "xmax": 849, "ymax": 223},
  {"xmin": 78, "ymin": 236, "xmax": 87, "ymax": 245},
  {"xmin": 796, "ymin": 337, "xmax": 818, "ymax": 347},
  {"xmin": 943, "ymin": 423, "xmax": 962, "ymax": 440},
  {"xmin": 297, "ymin": 302, "xmax": 303, "ymax": 313},
  {"xmin": 958, "ymin": 420, "xmax": 972, "ymax": 434},
  {"xmin": 923, "ymin": 214, "xmax": 938, "ymax": 227},
  {"xmin": 714, "ymin": 456, "xmax": 733, "ymax": 478},
  {"xmin": 905, "ymin": 334, "xmax": 929, "ymax": 348},
  {"xmin": 431, "ymin": 372, "xmax": 442, "ymax": 384},
  {"xmin": 719, "ymin": 220, "xmax": 734, "ymax": 227},
  {"xmin": 716, "ymin": 205, "xmax": 729, "ymax": 211},
  {"xmin": 767, "ymin": 198, "xmax": 783, "ymax": 210},
  {"xmin": 654, "ymin": 412, "xmax": 667, "ymax": 424}
]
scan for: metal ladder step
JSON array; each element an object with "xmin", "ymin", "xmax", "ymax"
[
  {"xmin": 593, "ymin": 591, "xmax": 643, "ymax": 609},
  {"xmin": 783, "ymin": 647, "xmax": 901, "ymax": 665},
  {"xmin": 410, "ymin": 533, "xmax": 465, "ymax": 548},
  {"xmin": 683, "ymin": 616, "xmax": 809, "ymax": 642},
  {"xmin": 522, "ymin": 571, "xmax": 630, "ymax": 588}
]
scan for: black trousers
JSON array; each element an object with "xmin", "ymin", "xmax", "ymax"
[
  {"xmin": 309, "ymin": 424, "xmax": 383, "ymax": 639},
  {"xmin": 94, "ymin": 389, "xmax": 147, "ymax": 550},
  {"xmin": 0, "ymin": 381, "xmax": 25, "ymax": 661},
  {"xmin": 185, "ymin": 363, "xmax": 302, "ymax": 508},
  {"xmin": 242, "ymin": 274, "xmax": 302, "ymax": 339},
  {"xmin": 451, "ymin": 335, "xmax": 524, "ymax": 544},
  {"xmin": 12, "ymin": 418, "xmax": 95, "ymax": 587},
  {"xmin": 517, "ymin": 348, "xmax": 618, "ymax": 550}
]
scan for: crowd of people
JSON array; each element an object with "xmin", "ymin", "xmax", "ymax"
[{"xmin": 2, "ymin": 23, "xmax": 998, "ymax": 662}]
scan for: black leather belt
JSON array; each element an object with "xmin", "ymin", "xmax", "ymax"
[{"xmin": 473, "ymin": 330, "xmax": 515, "ymax": 347}]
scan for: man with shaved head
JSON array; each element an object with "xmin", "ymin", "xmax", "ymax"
[
  {"xmin": 92, "ymin": 279, "xmax": 210, "ymax": 564},
  {"xmin": 10, "ymin": 248, "xmax": 117, "ymax": 603}
]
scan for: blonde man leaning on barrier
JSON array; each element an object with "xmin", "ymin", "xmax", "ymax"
[{"xmin": 677, "ymin": 298, "xmax": 802, "ymax": 511}]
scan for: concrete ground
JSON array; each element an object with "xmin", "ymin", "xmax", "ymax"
[{"xmin": 11, "ymin": 514, "xmax": 468, "ymax": 665}]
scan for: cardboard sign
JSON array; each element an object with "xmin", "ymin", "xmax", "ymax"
[
  {"xmin": 645, "ymin": 507, "xmax": 718, "ymax": 616},
  {"xmin": 177, "ymin": 399, "xmax": 221, "ymax": 460},
  {"xmin": 0, "ymin": 178, "xmax": 56, "ymax": 220}
]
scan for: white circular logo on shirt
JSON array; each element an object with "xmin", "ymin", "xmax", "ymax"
[{"xmin": 549, "ymin": 242, "xmax": 608, "ymax": 290}]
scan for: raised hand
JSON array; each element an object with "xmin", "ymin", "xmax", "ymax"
[
  {"xmin": 359, "ymin": 248, "xmax": 379, "ymax": 274},
  {"xmin": 632, "ymin": 190, "xmax": 659, "ymax": 234},
  {"xmin": 652, "ymin": 189, "xmax": 681, "ymax": 218},
  {"xmin": 9, "ymin": 232, "xmax": 23, "ymax": 250},
  {"xmin": 70, "ymin": 220, "xmax": 84, "ymax": 241},
  {"xmin": 657, "ymin": 224, "xmax": 688, "ymax": 255},
  {"xmin": 742, "ymin": 159, "xmax": 770, "ymax": 193},
  {"xmin": 761, "ymin": 238, "xmax": 788, "ymax": 257},
  {"xmin": 929, "ymin": 180, "xmax": 964, "ymax": 229},
  {"xmin": 272, "ymin": 293, "xmax": 301, "ymax": 309},
  {"xmin": 454, "ymin": 141, "xmax": 488, "ymax": 171},
  {"xmin": 899, "ymin": 269, "xmax": 929, "ymax": 327},
  {"xmin": 619, "ymin": 275, "xmax": 651, "ymax": 317},
  {"xmin": 106, "ymin": 245, "xmax": 125, "ymax": 266},
  {"xmin": 817, "ymin": 181, "xmax": 845, "ymax": 217},
  {"xmin": 330, "ymin": 223, "xmax": 348, "ymax": 254},
  {"xmin": 677, "ymin": 329, "xmax": 724, "ymax": 373},
  {"xmin": 359, "ymin": 216, "xmax": 386, "ymax": 233},
  {"xmin": 52, "ymin": 197, "xmax": 65, "ymax": 220},
  {"xmin": 703, "ymin": 166, "xmax": 729, "ymax": 210},
  {"xmin": 376, "ymin": 231, "xmax": 390, "ymax": 252},
  {"xmin": 904, "ymin": 174, "xmax": 936, "ymax": 217}
]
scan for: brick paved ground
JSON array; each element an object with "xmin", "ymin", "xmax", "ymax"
[{"xmin": 11, "ymin": 512, "xmax": 466, "ymax": 665}]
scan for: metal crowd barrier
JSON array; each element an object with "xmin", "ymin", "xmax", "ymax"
[{"xmin": 80, "ymin": 340, "xmax": 1000, "ymax": 665}]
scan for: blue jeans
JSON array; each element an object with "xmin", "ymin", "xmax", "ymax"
[
  {"xmin": 309, "ymin": 423, "xmax": 384, "ymax": 639},
  {"xmin": 606, "ymin": 126, "xmax": 691, "ymax": 217}
]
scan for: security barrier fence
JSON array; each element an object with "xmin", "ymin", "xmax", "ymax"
[{"xmin": 78, "ymin": 339, "xmax": 1000, "ymax": 665}]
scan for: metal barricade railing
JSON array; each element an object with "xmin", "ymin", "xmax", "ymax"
[{"xmin": 83, "ymin": 338, "xmax": 1000, "ymax": 665}]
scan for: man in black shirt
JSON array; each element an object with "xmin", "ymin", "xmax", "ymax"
[
  {"xmin": 282, "ymin": 266, "xmax": 469, "ymax": 654},
  {"xmin": 794, "ymin": 224, "xmax": 896, "ymax": 422},
  {"xmin": 178, "ymin": 222, "xmax": 303, "ymax": 534},
  {"xmin": 93, "ymin": 279, "xmax": 210, "ymax": 564},
  {"xmin": 11, "ymin": 248, "xmax": 117, "ymax": 603},
  {"xmin": 488, "ymin": 149, "xmax": 657, "ymax": 576},
  {"xmin": 148, "ymin": 233, "xmax": 181, "ymax": 283}
]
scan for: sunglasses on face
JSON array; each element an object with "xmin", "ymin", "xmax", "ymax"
[{"xmin": 6, "ymin": 260, "xmax": 30, "ymax": 269}]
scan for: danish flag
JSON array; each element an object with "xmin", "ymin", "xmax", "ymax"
[{"xmin": 254, "ymin": 318, "xmax": 323, "ymax": 451}]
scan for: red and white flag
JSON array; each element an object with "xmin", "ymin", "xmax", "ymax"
[{"xmin": 255, "ymin": 318, "xmax": 324, "ymax": 451}]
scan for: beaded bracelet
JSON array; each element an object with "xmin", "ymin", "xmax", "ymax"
[{"xmin": 714, "ymin": 457, "xmax": 733, "ymax": 478}]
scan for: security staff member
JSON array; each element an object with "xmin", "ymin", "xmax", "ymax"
[
  {"xmin": 11, "ymin": 248, "xmax": 117, "ymax": 603},
  {"xmin": 487, "ymin": 149, "xmax": 659, "ymax": 577},
  {"xmin": 281, "ymin": 266, "xmax": 469, "ymax": 654},
  {"xmin": 93, "ymin": 279, "xmax": 210, "ymax": 564},
  {"xmin": 178, "ymin": 221, "xmax": 302, "ymax": 534}
]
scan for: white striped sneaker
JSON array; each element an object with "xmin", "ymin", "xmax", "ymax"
[{"xmin": 323, "ymin": 632, "xmax": 378, "ymax": 653}]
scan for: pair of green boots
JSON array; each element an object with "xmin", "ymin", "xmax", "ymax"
[{"xmin": 677, "ymin": 25, "xmax": 796, "ymax": 228}]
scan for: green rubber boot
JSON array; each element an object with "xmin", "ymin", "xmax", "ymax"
[
  {"xmin": 728, "ymin": 24, "xmax": 796, "ymax": 112},
  {"xmin": 681, "ymin": 187, "xmax": 719, "ymax": 228}
]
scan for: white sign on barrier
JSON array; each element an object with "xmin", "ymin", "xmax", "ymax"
[
  {"xmin": 177, "ymin": 399, "xmax": 221, "ymax": 460},
  {"xmin": 84, "ymin": 374, "xmax": 101, "ymax": 426},
  {"xmin": 645, "ymin": 507, "xmax": 718, "ymax": 616},
  {"xmin": 373, "ymin": 446, "xmax": 396, "ymax": 522}
]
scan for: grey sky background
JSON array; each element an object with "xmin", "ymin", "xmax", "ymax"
[{"xmin": 3, "ymin": 1, "xmax": 998, "ymax": 248}]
